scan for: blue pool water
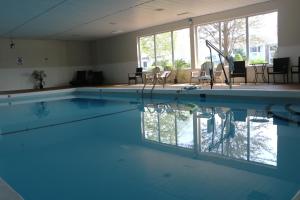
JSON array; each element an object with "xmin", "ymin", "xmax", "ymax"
[{"xmin": 0, "ymin": 92, "xmax": 299, "ymax": 200}]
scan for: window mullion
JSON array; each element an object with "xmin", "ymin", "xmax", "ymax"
[
  {"xmin": 171, "ymin": 31, "xmax": 175, "ymax": 69},
  {"xmin": 138, "ymin": 38, "xmax": 142, "ymax": 68},
  {"xmin": 219, "ymin": 22, "xmax": 222, "ymax": 52},
  {"xmin": 246, "ymin": 17, "xmax": 250, "ymax": 62},
  {"xmin": 154, "ymin": 35, "xmax": 157, "ymax": 67}
]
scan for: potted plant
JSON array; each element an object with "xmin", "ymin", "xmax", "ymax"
[
  {"xmin": 32, "ymin": 70, "xmax": 47, "ymax": 89},
  {"xmin": 174, "ymin": 59, "xmax": 189, "ymax": 83}
]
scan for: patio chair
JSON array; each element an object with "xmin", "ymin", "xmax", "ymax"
[
  {"xmin": 143, "ymin": 68, "xmax": 171, "ymax": 88},
  {"xmin": 199, "ymin": 70, "xmax": 212, "ymax": 84},
  {"xmin": 157, "ymin": 70, "xmax": 171, "ymax": 87},
  {"xmin": 128, "ymin": 67, "xmax": 143, "ymax": 84},
  {"xmin": 267, "ymin": 57, "xmax": 290, "ymax": 83},
  {"xmin": 291, "ymin": 57, "xmax": 300, "ymax": 83},
  {"xmin": 198, "ymin": 62, "xmax": 212, "ymax": 84},
  {"xmin": 214, "ymin": 63, "xmax": 224, "ymax": 83},
  {"xmin": 230, "ymin": 61, "xmax": 247, "ymax": 84},
  {"xmin": 190, "ymin": 70, "xmax": 201, "ymax": 84}
]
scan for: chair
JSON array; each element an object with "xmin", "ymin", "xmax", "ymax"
[
  {"xmin": 70, "ymin": 71, "xmax": 88, "ymax": 86},
  {"xmin": 230, "ymin": 61, "xmax": 247, "ymax": 83},
  {"xmin": 157, "ymin": 71, "xmax": 171, "ymax": 87},
  {"xmin": 198, "ymin": 61, "xmax": 212, "ymax": 84},
  {"xmin": 70, "ymin": 70, "xmax": 104, "ymax": 86},
  {"xmin": 198, "ymin": 70, "xmax": 211, "ymax": 84},
  {"xmin": 88, "ymin": 71, "xmax": 103, "ymax": 85},
  {"xmin": 128, "ymin": 67, "xmax": 143, "ymax": 84},
  {"xmin": 291, "ymin": 57, "xmax": 300, "ymax": 83},
  {"xmin": 267, "ymin": 57, "xmax": 289, "ymax": 83},
  {"xmin": 190, "ymin": 70, "xmax": 201, "ymax": 84},
  {"xmin": 214, "ymin": 63, "xmax": 224, "ymax": 83},
  {"xmin": 143, "ymin": 68, "xmax": 171, "ymax": 88}
]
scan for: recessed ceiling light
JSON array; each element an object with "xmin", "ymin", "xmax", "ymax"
[
  {"xmin": 155, "ymin": 8, "xmax": 165, "ymax": 12},
  {"xmin": 112, "ymin": 30, "xmax": 123, "ymax": 34},
  {"xmin": 177, "ymin": 12, "xmax": 189, "ymax": 16}
]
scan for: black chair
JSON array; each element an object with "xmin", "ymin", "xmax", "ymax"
[
  {"xmin": 88, "ymin": 71, "xmax": 103, "ymax": 85},
  {"xmin": 128, "ymin": 67, "xmax": 143, "ymax": 84},
  {"xmin": 70, "ymin": 70, "xmax": 103, "ymax": 86},
  {"xmin": 231, "ymin": 61, "xmax": 247, "ymax": 83},
  {"xmin": 291, "ymin": 57, "xmax": 300, "ymax": 83},
  {"xmin": 267, "ymin": 57, "xmax": 290, "ymax": 83},
  {"xmin": 70, "ymin": 71, "xmax": 88, "ymax": 86}
]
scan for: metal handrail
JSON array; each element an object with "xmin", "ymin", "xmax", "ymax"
[
  {"xmin": 206, "ymin": 40, "xmax": 232, "ymax": 89},
  {"xmin": 141, "ymin": 72, "xmax": 157, "ymax": 99}
]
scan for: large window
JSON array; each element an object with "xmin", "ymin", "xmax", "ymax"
[
  {"xmin": 196, "ymin": 11, "xmax": 277, "ymax": 67},
  {"xmin": 156, "ymin": 32, "xmax": 173, "ymax": 69},
  {"xmin": 138, "ymin": 28, "xmax": 191, "ymax": 71},
  {"xmin": 173, "ymin": 28, "xmax": 191, "ymax": 69},
  {"xmin": 197, "ymin": 23, "xmax": 220, "ymax": 68},
  {"xmin": 138, "ymin": 11, "xmax": 277, "ymax": 70},
  {"xmin": 221, "ymin": 18, "xmax": 247, "ymax": 61},
  {"xmin": 139, "ymin": 36, "xmax": 155, "ymax": 69},
  {"xmin": 249, "ymin": 12, "xmax": 278, "ymax": 64}
]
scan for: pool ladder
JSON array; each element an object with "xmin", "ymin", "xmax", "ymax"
[{"xmin": 141, "ymin": 76, "xmax": 157, "ymax": 99}]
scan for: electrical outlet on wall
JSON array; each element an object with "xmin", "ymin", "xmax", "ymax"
[{"xmin": 17, "ymin": 57, "xmax": 23, "ymax": 65}]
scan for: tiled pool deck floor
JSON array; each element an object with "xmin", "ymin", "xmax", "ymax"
[
  {"xmin": 1, "ymin": 83, "xmax": 300, "ymax": 95},
  {"xmin": 0, "ymin": 178, "xmax": 23, "ymax": 200},
  {"xmin": 109, "ymin": 83, "xmax": 300, "ymax": 91}
]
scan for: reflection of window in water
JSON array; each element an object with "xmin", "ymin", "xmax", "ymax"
[
  {"xmin": 142, "ymin": 104, "xmax": 278, "ymax": 167},
  {"xmin": 199, "ymin": 108, "xmax": 277, "ymax": 166},
  {"xmin": 142, "ymin": 104, "xmax": 194, "ymax": 149}
]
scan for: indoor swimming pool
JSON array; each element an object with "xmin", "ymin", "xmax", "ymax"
[{"xmin": 0, "ymin": 90, "xmax": 299, "ymax": 200}]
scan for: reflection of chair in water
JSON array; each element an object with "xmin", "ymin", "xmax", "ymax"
[
  {"xmin": 232, "ymin": 109, "xmax": 247, "ymax": 122},
  {"xmin": 250, "ymin": 110, "xmax": 270, "ymax": 123},
  {"xmin": 196, "ymin": 107, "xmax": 214, "ymax": 118}
]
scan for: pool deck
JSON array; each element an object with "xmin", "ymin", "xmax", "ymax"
[
  {"xmin": 0, "ymin": 178, "xmax": 23, "ymax": 200},
  {"xmin": 1, "ymin": 83, "xmax": 300, "ymax": 99},
  {"xmin": 0, "ymin": 83, "xmax": 300, "ymax": 94}
]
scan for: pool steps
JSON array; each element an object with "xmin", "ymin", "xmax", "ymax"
[{"xmin": 0, "ymin": 178, "xmax": 24, "ymax": 200}]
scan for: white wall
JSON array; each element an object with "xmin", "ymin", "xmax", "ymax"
[
  {"xmin": 94, "ymin": 0, "xmax": 300, "ymax": 84},
  {"xmin": 96, "ymin": 61, "xmax": 137, "ymax": 84},
  {"xmin": 0, "ymin": 66, "xmax": 94, "ymax": 91},
  {"xmin": 0, "ymin": 38, "xmax": 93, "ymax": 91}
]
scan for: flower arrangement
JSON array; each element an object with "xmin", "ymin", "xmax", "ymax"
[{"xmin": 32, "ymin": 70, "xmax": 47, "ymax": 89}]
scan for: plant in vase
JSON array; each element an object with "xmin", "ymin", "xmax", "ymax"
[
  {"xmin": 174, "ymin": 59, "xmax": 190, "ymax": 83},
  {"xmin": 32, "ymin": 70, "xmax": 47, "ymax": 89}
]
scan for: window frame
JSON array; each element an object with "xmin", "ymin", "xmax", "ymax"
[
  {"xmin": 194, "ymin": 10, "xmax": 278, "ymax": 68},
  {"xmin": 137, "ymin": 26, "xmax": 191, "ymax": 71}
]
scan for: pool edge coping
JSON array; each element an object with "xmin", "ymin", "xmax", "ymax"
[{"xmin": 0, "ymin": 87, "xmax": 299, "ymax": 99}]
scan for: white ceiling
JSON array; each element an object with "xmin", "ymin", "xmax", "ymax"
[{"xmin": 0, "ymin": 0, "xmax": 269, "ymax": 40}]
